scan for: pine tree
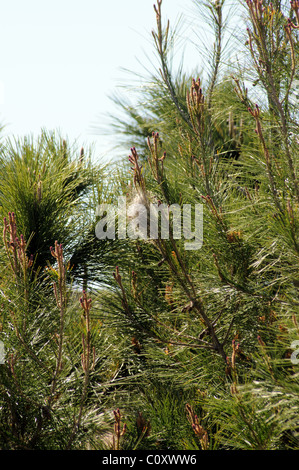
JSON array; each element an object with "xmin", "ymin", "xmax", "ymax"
[
  {"xmin": 96, "ymin": 0, "xmax": 299, "ymax": 450},
  {"xmin": 0, "ymin": 131, "xmax": 134, "ymax": 449},
  {"xmin": 1, "ymin": 0, "xmax": 298, "ymax": 450}
]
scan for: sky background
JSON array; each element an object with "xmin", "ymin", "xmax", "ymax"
[{"xmin": 0, "ymin": 0, "xmax": 202, "ymax": 163}]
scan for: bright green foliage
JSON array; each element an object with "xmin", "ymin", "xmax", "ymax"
[
  {"xmin": 97, "ymin": 0, "xmax": 299, "ymax": 450},
  {"xmin": 0, "ymin": 0, "xmax": 299, "ymax": 450},
  {"xmin": 0, "ymin": 131, "xmax": 92, "ymax": 270}
]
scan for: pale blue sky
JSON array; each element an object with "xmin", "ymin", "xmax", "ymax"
[{"xmin": 0, "ymin": 0, "xmax": 202, "ymax": 162}]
